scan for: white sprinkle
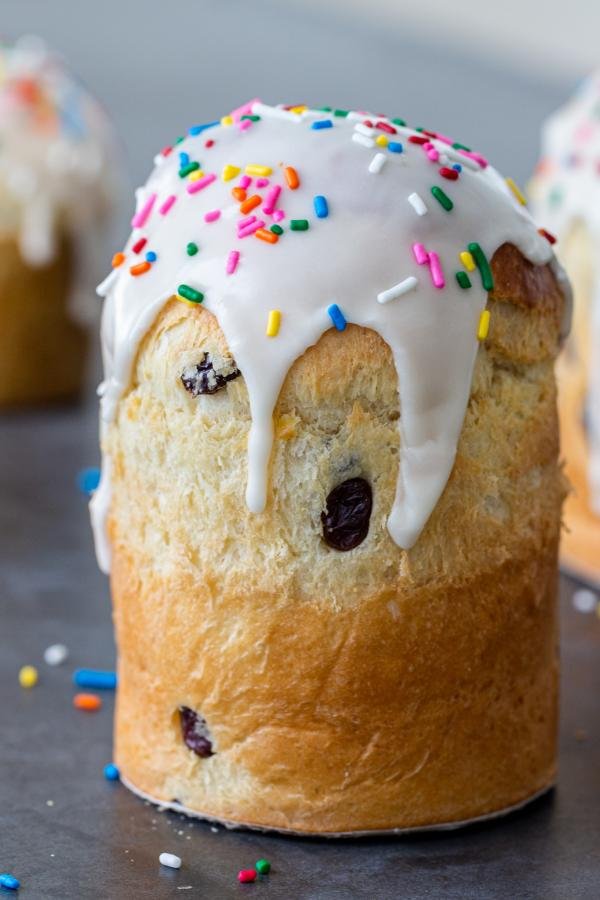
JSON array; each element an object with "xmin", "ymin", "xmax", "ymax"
[
  {"xmin": 159, "ymin": 853, "xmax": 182, "ymax": 870},
  {"xmin": 354, "ymin": 122, "xmax": 375, "ymax": 137},
  {"xmin": 177, "ymin": 888, "xmax": 193, "ymax": 892},
  {"xmin": 96, "ymin": 269, "xmax": 119, "ymax": 298},
  {"xmin": 43, "ymin": 644, "xmax": 69, "ymax": 666},
  {"xmin": 573, "ymin": 589, "xmax": 598, "ymax": 613},
  {"xmin": 46, "ymin": 800, "xmax": 54, "ymax": 807},
  {"xmin": 352, "ymin": 132, "xmax": 375, "ymax": 149},
  {"xmin": 377, "ymin": 277, "xmax": 418, "ymax": 304},
  {"xmin": 408, "ymin": 192, "xmax": 428, "ymax": 216},
  {"xmin": 210, "ymin": 826, "xmax": 219, "ymax": 833},
  {"xmin": 368, "ymin": 153, "xmax": 386, "ymax": 174}
]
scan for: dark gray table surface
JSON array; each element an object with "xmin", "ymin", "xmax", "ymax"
[{"xmin": 1, "ymin": 3, "xmax": 599, "ymax": 898}]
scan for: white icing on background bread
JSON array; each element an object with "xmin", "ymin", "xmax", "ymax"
[
  {"xmin": 92, "ymin": 100, "xmax": 567, "ymax": 573},
  {"xmin": 531, "ymin": 73, "xmax": 600, "ymax": 513},
  {"xmin": 0, "ymin": 35, "xmax": 117, "ymax": 268}
]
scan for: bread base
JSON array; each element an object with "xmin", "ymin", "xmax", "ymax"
[{"xmin": 120, "ymin": 773, "xmax": 554, "ymax": 837}]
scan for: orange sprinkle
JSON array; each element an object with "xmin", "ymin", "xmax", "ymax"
[
  {"xmin": 284, "ymin": 166, "xmax": 300, "ymax": 190},
  {"xmin": 130, "ymin": 261, "xmax": 151, "ymax": 276},
  {"xmin": 255, "ymin": 228, "xmax": 278, "ymax": 244},
  {"xmin": 112, "ymin": 252, "xmax": 125, "ymax": 268},
  {"xmin": 231, "ymin": 187, "xmax": 247, "ymax": 202},
  {"xmin": 73, "ymin": 693, "xmax": 102, "ymax": 712},
  {"xmin": 239, "ymin": 194, "xmax": 262, "ymax": 215}
]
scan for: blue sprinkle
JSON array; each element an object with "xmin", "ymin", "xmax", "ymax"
[
  {"xmin": 73, "ymin": 669, "xmax": 117, "ymax": 690},
  {"xmin": 327, "ymin": 303, "xmax": 347, "ymax": 331},
  {"xmin": 311, "ymin": 119, "xmax": 333, "ymax": 130},
  {"xmin": 388, "ymin": 142, "xmax": 403, "ymax": 153},
  {"xmin": 452, "ymin": 163, "xmax": 462, "ymax": 172},
  {"xmin": 76, "ymin": 467, "xmax": 100, "ymax": 495},
  {"xmin": 104, "ymin": 763, "xmax": 120, "ymax": 782},
  {"xmin": 179, "ymin": 151, "xmax": 190, "ymax": 166},
  {"xmin": 145, "ymin": 251, "xmax": 157, "ymax": 263},
  {"xmin": 313, "ymin": 195, "xmax": 329, "ymax": 218},
  {"xmin": 0, "ymin": 874, "xmax": 20, "ymax": 891},
  {"xmin": 189, "ymin": 121, "xmax": 220, "ymax": 136}
]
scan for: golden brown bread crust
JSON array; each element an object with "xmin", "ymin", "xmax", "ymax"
[
  {"xmin": 0, "ymin": 234, "xmax": 87, "ymax": 408},
  {"xmin": 107, "ymin": 244, "xmax": 566, "ymax": 832}
]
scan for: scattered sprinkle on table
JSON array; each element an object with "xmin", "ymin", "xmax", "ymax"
[
  {"xmin": 313, "ymin": 195, "xmax": 328, "ymax": 218},
  {"xmin": 73, "ymin": 693, "xmax": 102, "ymax": 712},
  {"xmin": 0, "ymin": 873, "xmax": 20, "ymax": 891},
  {"xmin": 186, "ymin": 242, "xmax": 198, "ymax": 256},
  {"xmin": 238, "ymin": 869, "xmax": 256, "ymax": 884},
  {"xmin": 290, "ymin": 219, "xmax": 309, "ymax": 231},
  {"xmin": 159, "ymin": 853, "xmax": 182, "ymax": 870},
  {"xmin": 44, "ymin": 644, "xmax": 68, "ymax": 666},
  {"xmin": 104, "ymin": 763, "xmax": 120, "ymax": 781},
  {"xmin": 19, "ymin": 665, "xmax": 38, "ymax": 688},
  {"xmin": 572, "ymin": 589, "xmax": 598, "ymax": 613},
  {"xmin": 73, "ymin": 669, "xmax": 117, "ymax": 690},
  {"xmin": 255, "ymin": 859, "xmax": 271, "ymax": 875}
]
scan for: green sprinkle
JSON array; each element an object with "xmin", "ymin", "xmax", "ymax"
[
  {"xmin": 415, "ymin": 126, "xmax": 424, "ymax": 132},
  {"xmin": 270, "ymin": 224, "xmax": 284, "ymax": 235},
  {"xmin": 391, "ymin": 118, "xmax": 406, "ymax": 127},
  {"xmin": 468, "ymin": 242, "xmax": 494, "ymax": 292},
  {"xmin": 452, "ymin": 141, "xmax": 471, "ymax": 152},
  {"xmin": 431, "ymin": 186, "xmax": 453, "ymax": 211},
  {"xmin": 179, "ymin": 161, "xmax": 200, "ymax": 178},
  {"xmin": 241, "ymin": 114, "xmax": 261, "ymax": 122},
  {"xmin": 455, "ymin": 271, "xmax": 472, "ymax": 289},
  {"xmin": 334, "ymin": 109, "xmax": 349, "ymax": 117},
  {"xmin": 290, "ymin": 219, "xmax": 309, "ymax": 231},
  {"xmin": 255, "ymin": 859, "xmax": 271, "ymax": 875},
  {"xmin": 186, "ymin": 242, "xmax": 199, "ymax": 256},
  {"xmin": 317, "ymin": 105, "xmax": 333, "ymax": 112},
  {"xmin": 175, "ymin": 136, "xmax": 185, "ymax": 145},
  {"xmin": 177, "ymin": 284, "xmax": 204, "ymax": 304}
]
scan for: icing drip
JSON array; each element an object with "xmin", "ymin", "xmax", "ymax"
[
  {"xmin": 92, "ymin": 101, "xmax": 564, "ymax": 572},
  {"xmin": 531, "ymin": 73, "xmax": 600, "ymax": 512},
  {"xmin": 0, "ymin": 34, "xmax": 120, "ymax": 312}
]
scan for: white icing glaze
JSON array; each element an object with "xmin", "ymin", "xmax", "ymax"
[
  {"xmin": 92, "ymin": 101, "xmax": 565, "ymax": 572},
  {"xmin": 0, "ymin": 35, "xmax": 118, "ymax": 283},
  {"xmin": 531, "ymin": 73, "xmax": 600, "ymax": 513}
]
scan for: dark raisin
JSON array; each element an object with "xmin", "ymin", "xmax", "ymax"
[
  {"xmin": 321, "ymin": 477, "xmax": 372, "ymax": 551},
  {"xmin": 179, "ymin": 706, "xmax": 214, "ymax": 757},
  {"xmin": 181, "ymin": 352, "xmax": 240, "ymax": 396}
]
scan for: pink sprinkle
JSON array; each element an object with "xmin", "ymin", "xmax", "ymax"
[
  {"xmin": 428, "ymin": 251, "xmax": 445, "ymax": 288},
  {"xmin": 131, "ymin": 192, "xmax": 157, "ymax": 229},
  {"xmin": 238, "ymin": 215, "xmax": 257, "ymax": 229},
  {"xmin": 238, "ymin": 219, "xmax": 265, "ymax": 238},
  {"xmin": 238, "ymin": 119, "xmax": 252, "ymax": 131},
  {"xmin": 256, "ymin": 177, "xmax": 270, "ymax": 188},
  {"xmin": 187, "ymin": 173, "xmax": 217, "ymax": 194},
  {"xmin": 460, "ymin": 149, "xmax": 488, "ymax": 169},
  {"xmin": 263, "ymin": 184, "xmax": 281, "ymax": 215},
  {"xmin": 230, "ymin": 98, "xmax": 260, "ymax": 122},
  {"xmin": 226, "ymin": 250, "xmax": 240, "ymax": 274},
  {"xmin": 159, "ymin": 194, "xmax": 177, "ymax": 216},
  {"xmin": 426, "ymin": 147, "xmax": 439, "ymax": 162},
  {"xmin": 434, "ymin": 133, "xmax": 453, "ymax": 147},
  {"xmin": 204, "ymin": 209, "xmax": 221, "ymax": 223},
  {"xmin": 272, "ymin": 209, "xmax": 285, "ymax": 222},
  {"xmin": 412, "ymin": 243, "xmax": 429, "ymax": 265},
  {"xmin": 239, "ymin": 175, "xmax": 252, "ymax": 190}
]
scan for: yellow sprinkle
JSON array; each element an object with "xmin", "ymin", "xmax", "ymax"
[
  {"xmin": 460, "ymin": 251, "xmax": 476, "ymax": 272},
  {"xmin": 266, "ymin": 310, "xmax": 281, "ymax": 337},
  {"xmin": 222, "ymin": 164, "xmax": 241, "ymax": 182},
  {"xmin": 506, "ymin": 177, "xmax": 527, "ymax": 206},
  {"xmin": 375, "ymin": 134, "xmax": 389, "ymax": 147},
  {"xmin": 477, "ymin": 309, "xmax": 490, "ymax": 341},
  {"xmin": 290, "ymin": 105, "xmax": 308, "ymax": 114},
  {"xmin": 188, "ymin": 169, "xmax": 204, "ymax": 181},
  {"xmin": 245, "ymin": 164, "xmax": 273, "ymax": 177},
  {"xmin": 221, "ymin": 115, "xmax": 234, "ymax": 127},
  {"xmin": 19, "ymin": 665, "xmax": 38, "ymax": 688}
]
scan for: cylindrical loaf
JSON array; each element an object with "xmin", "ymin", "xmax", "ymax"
[
  {"xmin": 105, "ymin": 243, "xmax": 566, "ymax": 833},
  {"xmin": 0, "ymin": 233, "xmax": 87, "ymax": 407}
]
